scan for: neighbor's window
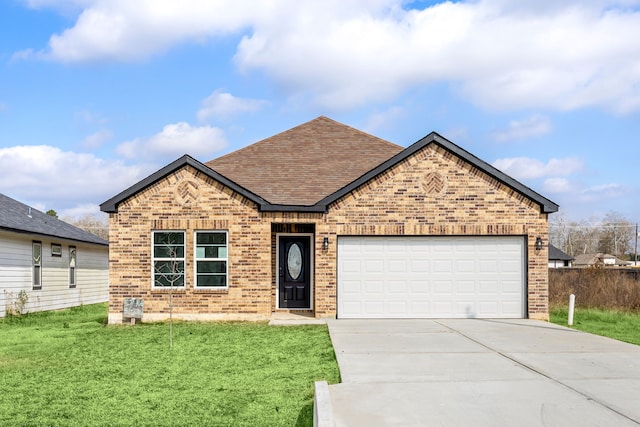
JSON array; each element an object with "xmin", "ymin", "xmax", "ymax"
[
  {"xmin": 51, "ymin": 243, "xmax": 62, "ymax": 257},
  {"xmin": 33, "ymin": 241, "xmax": 42, "ymax": 290},
  {"xmin": 69, "ymin": 246, "xmax": 76, "ymax": 288},
  {"xmin": 152, "ymin": 231, "xmax": 185, "ymax": 288},
  {"xmin": 194, "ymin": 231, "xmax": 228, "ymax": 288}
]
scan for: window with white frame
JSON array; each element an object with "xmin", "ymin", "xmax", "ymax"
[
  {"xmin": 33, "ymin": 241, "xmax": 42, "ymax": 290},
  {"xmin": 69, "ymin": 246, "xmax": 76, "ymax": 288},
  {"xmin": 195, "ymin": 231, "xmax": 228, "ymax": 288},
  {"xmin": 152, "ymin": 231, "xmax": 185, "ymax": 288}
]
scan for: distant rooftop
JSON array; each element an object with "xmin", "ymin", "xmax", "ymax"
[{"xmin": 0, "ymin": 193, "xmax": 108, "ymax": 246}]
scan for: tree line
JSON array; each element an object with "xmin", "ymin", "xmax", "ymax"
[{"xmin": 550, "ymin": 211, "xmax": 639, "ymax": 260}]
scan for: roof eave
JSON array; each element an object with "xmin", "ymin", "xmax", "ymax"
[{"xmin": 0, "ymin": 225, "xmax": 108, "ymax": 246}]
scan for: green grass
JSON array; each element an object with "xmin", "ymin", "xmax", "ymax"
[
  {"xmin": 0, "ymin": 304, "xmax": 340, "ymax": 427},
  {"xmin": 550, "ymin": 306, "xmax": 640, "ymax": 346}
]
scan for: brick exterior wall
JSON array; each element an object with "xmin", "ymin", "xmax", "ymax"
[{"xmin": 107, "ymin": 144, "xmax": 549, "ymax": 324}]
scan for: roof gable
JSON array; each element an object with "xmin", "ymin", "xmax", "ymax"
[
  {"xmin": 205, "ymin": 116, "xmax": 403, "ymax": 206},
  {"xmin": 0, "ymin": 193, "xmax": 108, "ymax": 245},
  {"xmin": 99, "ymin": 155, "xmax": 269, "ymax": 213},
  {"xmin": 315, "ymin": 132, "xmax": 558, "ymax": 214}
]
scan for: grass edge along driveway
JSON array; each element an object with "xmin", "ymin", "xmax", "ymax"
[
  {"xmin": 0, "ymin": 304, "xmax": 340, "ymax": 427},
  {"xmin": 550, "ymin": 306, "xmax": 640, "ymax": 346}
]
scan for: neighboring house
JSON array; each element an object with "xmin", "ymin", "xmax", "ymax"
[
  {"xmin": 573, "ymin": 253, "xmax": 631, "ymax": 267},
  {"xmin": 548, "ymin": 244, "xmax": 574, "ymax": 268},
  {"xmin": 101, "ymin": 116, "xmax": 558, "ymax": 324},
  {"xmin": 0, "ymin": 193, "xmax": 108, "ymax": 317}
]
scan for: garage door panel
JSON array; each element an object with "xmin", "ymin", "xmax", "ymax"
[
  {"xmin": 343, "ymin": 259, "xmax": 361, "ymax": 273},
  {"xmin": 366, "ymin": 281, "xmax": 384, "ymax": 293},
  {"xmin": 410, "ymin": 280, "xmax": 429, "ymax": 293},
  {"xmin": 342, "ymin": 280, "xmax": 362, "ymax": 293},
  {"xmin": 338, "ymin": 236, "xmax": 525, "ymax": 319}
]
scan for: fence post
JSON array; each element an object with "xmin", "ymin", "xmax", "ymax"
[{"xmin": 568, "ymin": 294, "xmax": 575, "ymax": 326}]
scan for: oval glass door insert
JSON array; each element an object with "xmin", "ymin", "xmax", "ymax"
[{"xmin": 287, "ymin": 243, "xmax": 303, "ymax": 280}]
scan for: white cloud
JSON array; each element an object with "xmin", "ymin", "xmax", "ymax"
[
  {"xmin": 492, "ymin": 157, "xmax": 584, "ymax": 180},
  {"xmin": 16, "ymin": 1, "xmax": 640, "ymax": 112},
  {"xmin": 491, "ymin": 115, "xmax": 552, "ymax": 142},
  {"xmin": 0, "ymin": 145, "xmax": 149, "ymax": 214},
  {"xmin": 82, "ymin": 129, "xmax": 113, "ymax": 149},
  {"xmin": 197, "ymin": 90, "xmax": 267, "ymax": 122},
  {"xmin": 542, "ymin": 177, "xmax": 572, "ymax": 193},
  {"xmin": 116, "ymin": 122, "xmax": 227, "ymax": 161},
  {"xmin": 579, "ymin": 183, "xmax": 629, "ymax": 202}
]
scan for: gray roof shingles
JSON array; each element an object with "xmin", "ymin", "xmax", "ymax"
[
  {"xmin": 548, "ymin": 244, "xmax": 574, "ymax": 261},
  {"xmin": 0, "ymin": 193, "xmax": 108, "ymax": 246}
]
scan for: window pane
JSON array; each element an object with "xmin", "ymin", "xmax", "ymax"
[
  {"xmin": 154, "ymin": 245, "xmax": 185, "ymax": 258},
  {"xmin": 205, "ymin": 246, "xmax": 227, "ymax": 258},
  {"xmin": 154, "ymin": 260, "xmax": 185, "ymax": 275},
  {"xmin": 69, "ymin": 248, "xmax": 76, "ymax": 268},
  {"xmin": 197, "ymin": 261, "xmax": 226, "ymax": 274},
  {"xmin": 154, "ymin": 273, "xmax": 185, "ymax": 287},
  {"xmin": 33, "ymin": 266, "xmax": 41, "ymax": 287},
  {"xmin": 154, "ymin": 232, "xmax": 184, "ymax": 245},
  {"xmin": 197, "ymin": 232, "xmax": 226, "ymax": 245},
  {"xmin": 196, "ymin": 274, "xmax": 226, "ymax": 287},
  {"xmin": 33, "ymin": 243, "xmax": 41, "ymax": 264}
]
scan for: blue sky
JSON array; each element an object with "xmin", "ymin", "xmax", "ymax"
[{"xmin": 1, "ymin": 0, "xmax": 640, "ymax": 222}]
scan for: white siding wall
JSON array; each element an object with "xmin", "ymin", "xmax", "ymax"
[{"xmin": 0, "ymin": 230, "xmax": 108, "ymax": 317}]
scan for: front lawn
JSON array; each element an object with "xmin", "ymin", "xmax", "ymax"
[
  {"xmin": 550, "ymin": 306, "xmax": 640, "ymax": 346},
  {"xmin": 0, "ymin": 304, "xmax": 340, "ymax": 426}
]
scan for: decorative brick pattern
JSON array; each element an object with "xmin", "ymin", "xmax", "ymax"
[{"xmin": 107, "ymin": 144, "xmax": 550, "ymax": 324}]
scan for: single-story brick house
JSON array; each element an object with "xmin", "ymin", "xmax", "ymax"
[
  {"xmin": 101, "ymin": 117, "xmax": 558, "ymax": 324},
  {"xmin": 1, "ymin": 193, "xmax": 108, "ymax": 317}
]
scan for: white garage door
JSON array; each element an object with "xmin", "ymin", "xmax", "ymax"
[{"xmin": 337, "ymin": 236, "xmax": 525, "ymax": 319}]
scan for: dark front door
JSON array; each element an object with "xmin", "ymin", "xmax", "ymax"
[{"xmin": 279, "ymin": 236, "xmax": 311, "ymax": 309}]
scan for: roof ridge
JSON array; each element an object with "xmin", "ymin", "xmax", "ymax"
[{"xmin": 206, "ymin": 116, "xmax": 401, "ymax": 165}]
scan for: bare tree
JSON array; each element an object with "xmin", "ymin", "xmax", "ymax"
[
  {"xmin": 153, "ymin": 233, "xmax": 185, "ymax": 350},
  {"xmin": 550, "ymin": 210, "xmax": 636, "ymax": 258},
  {"xmin": 62, "ymin": 213, "xmax": 109, "ymax": 240},
  {"xmin": 597, "ymin": 211, "xmax": 634, "ymax": 257}
]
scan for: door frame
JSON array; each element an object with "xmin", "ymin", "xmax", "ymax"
[{"xmin": 276, "ymin": 233, "xmax": 314, "ymax": 310}]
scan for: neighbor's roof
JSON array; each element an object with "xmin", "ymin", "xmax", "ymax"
[
  {"xmin": 573, "ymin": 253, "xmax": 629, "ymax": 266},
  {"xmin": 101, "ymin": 116, "xmax": 559, "ymax": 214},
  {"xmin": 206, "ymin": 116, "xmax": 404, "ymax": 206},
  {"xmin": 0, "ymin": 193, "xmax": 108, "ymax": 246},
  {"xmin": 548, "ymin": 244, "xmax": 574, "ymax": 261}
]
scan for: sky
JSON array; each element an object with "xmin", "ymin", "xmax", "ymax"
[{"xmin": 1, "ymin": 0, "xmax": 640, "ymax": 223}]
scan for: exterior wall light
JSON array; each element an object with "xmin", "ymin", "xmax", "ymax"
[
  {"xmin": 535, "ymin": 236, "xmax": 543, "ymax": 251},
  {"xmin": 323, "ymin": 237, "xmax": 329, "ymax": 250}
]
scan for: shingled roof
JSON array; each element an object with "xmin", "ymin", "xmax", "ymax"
[
  {"xmin": 205, "ymin": 116, "xmax": 404, "ymax": 206},
  {"xmin": 0, "ymin": 193, "xmax": 108, "ymax": 245},
  {"xmin": 101, "ymin": 117, "xmax": 558, "ymax": 214}
]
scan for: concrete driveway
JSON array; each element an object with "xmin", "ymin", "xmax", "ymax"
[{"xmin": 325, "ymin": 319, "xmax": 640, "ymax": 427}]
